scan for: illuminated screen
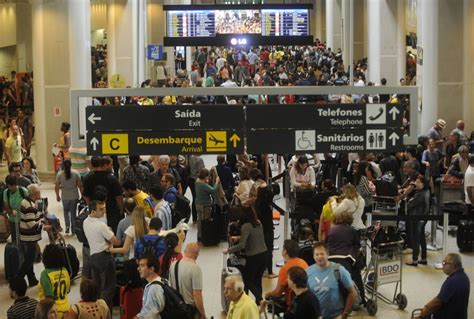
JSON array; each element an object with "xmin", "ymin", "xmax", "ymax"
[
  {"xmin": 261, "ymin": 9, "xmax": 309, "ymax": 36},
  {"xmin": 166, "ymin": 8, "xmax": 309, "ymax": 38},
  {"xmin": 167, "ymin": 10, "xmax": 215, "ymax": 37},
  {"xmin": 215, "ymin": 10, "xmax": 261, "ymax": 34}
]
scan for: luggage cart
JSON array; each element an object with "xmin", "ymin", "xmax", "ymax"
[
  {"xmin": 364, "ymin": 239, "xmax": 407, "ymax": 316},
  {"xmin": 372, "ymin": 196, "xmax": 400, "ymax": 228}
]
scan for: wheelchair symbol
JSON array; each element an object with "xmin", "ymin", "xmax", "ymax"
[{"xmin": 295, "ymin": 130, "xmax": 315, "ymax": 151}]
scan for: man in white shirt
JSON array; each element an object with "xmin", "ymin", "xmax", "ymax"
[
  {"xmin": 463, "ymin": 156, "xmax": 474, "ymax": 211},
  {"xmin": 169, "ymin": 243, "xmax": 206, "ymax": 319},
  {"xmin": 83, "ymin": 200, "xmax": 120, "ymax": 311},
  {"xmin": 137, "ymin": 254, "xmax": 166, "ymax": 318}
]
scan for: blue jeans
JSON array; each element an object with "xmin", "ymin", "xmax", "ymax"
[{"xmin": 62, "ymin": 199, "xmax": 79, "ymax": 232}]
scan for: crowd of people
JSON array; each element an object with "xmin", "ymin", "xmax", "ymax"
[{"xmin": 0, "ymin": 43, "xmax": 471, "ymax": 319}]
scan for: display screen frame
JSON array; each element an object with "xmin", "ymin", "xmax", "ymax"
[{"xmin": 163, "ymin": 4, "xmax": 313, "ymax": 46}]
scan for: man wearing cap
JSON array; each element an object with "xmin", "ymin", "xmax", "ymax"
[{"xmin": 427, "ymin": 119, "xmax": 447, "ymax": 151}]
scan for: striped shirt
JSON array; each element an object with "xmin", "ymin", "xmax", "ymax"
[
  {"xmin": 69, "ymin": 147, "xmax": 90, "ymax": 177},
  {"xmin": 7, "ymin": 296, "xmax": 38, "ymax": 319},
  {"xmin": 19, "ymin": 198, "xmax": 43, "ymax": 242}
]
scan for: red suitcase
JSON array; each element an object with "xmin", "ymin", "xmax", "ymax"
[{"xmin": 120, "ymin": 287, "xmax": 144, "ymax": 319}]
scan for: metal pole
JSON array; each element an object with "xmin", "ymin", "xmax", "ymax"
[
  {"xmin": 283, "ymin": 169, "xmax": 290, "ymax": 240},
  {"xmin": 427, "ymin": 198, "xmax": 442, "ymax": 251},
  {"xmin": 434, "ymin": 212, "xmax": 449, "ymax": 270}
]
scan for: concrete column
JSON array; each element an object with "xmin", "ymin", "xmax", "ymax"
[
  {"xmin": 436, "ymin": 0, "xmax": 464, "ymax": 131},
  {"xmin": 314, "ymin": 0, "xmax": 325, "ymax": 42},
  {"xmin": 417, "ymin": 0, "xmax": 438, "ymax": 134},
  {"xmin": 367, "ymin": 0, "xmax": 405, "ymax": 85},
  {"xmin": 326, "ymin": 0, "xmax": 342, "ymax": 51},
  {"xmin": 32, "ymin": 0, "xmax": 91, "ymax": 173},
  {"xmin": 353, "ymin": 0, "xmax": 367, "ymax": 62},
  {"xmin": 341, "ymin": 0, "xmax": 351, "ymax": 68},
  {"xmin": 15, "ymin": 1, "xmax": 33, "ymax": 72},
  {"xmin": 107, "ymin": 0, "xmax": 146, "ymax": 87},
  {"xmin": 463, "ymin": 0, "xmax": 474, "ymax": 132}
]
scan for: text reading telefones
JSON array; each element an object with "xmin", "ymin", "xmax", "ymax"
[{"xmin": 317, "ymin": 108, "xmax": 363, "ymax": 117}]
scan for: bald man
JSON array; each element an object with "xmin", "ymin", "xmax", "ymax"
[
  {"xmin": 169, "ymin": 243, "xmax": 205, "ymax": 319},
  {"xmin": 452, "ymin": 120, "xmax": 468, "ymax": 145},
  {"xmin": 415, "ymin": 253, "xmax": 470, "ymax": 319}
]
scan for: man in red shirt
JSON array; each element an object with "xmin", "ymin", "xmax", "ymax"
[{"xmin": 265, "ymin": 240, "xmax": 308, "ymax": 307}]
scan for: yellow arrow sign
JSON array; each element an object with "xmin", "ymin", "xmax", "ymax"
[{"xmin": 229, "ymin": 133, "xmax": 241, "ymax": 148}]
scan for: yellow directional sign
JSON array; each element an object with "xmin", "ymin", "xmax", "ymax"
[
  {"xmin": 229, "ymin": 133, "xmax": 241, "ymax": 148},
  {"xmin": 102, "ymin": 133, "xmax": 129, "ymax": 154},
  {"xmin": 109, "ymin": 74, "xmax": 126, "ymax": 88},
  {"xmin": 206, "ymin": 131, "xmax": 227, "ymax": 152}
]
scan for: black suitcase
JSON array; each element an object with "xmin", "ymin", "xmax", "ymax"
[
  {"xmin": 56, "ymin": 230, "xmax": 80, "ymax": 279},
  {"xmin": 440, "ymin": 201, "xmax": 466, "ymax": 226},
  {"xmin": 4, "ymin": 219, "xmax": 22, "ymax": 281},
  {"xmin": 201, "ymin": 217, "xmax": 220, "ymax": 246},
  {"xmin": 457, "ymin": 220, "xmax": 474, "ymax": 252},
  {"xmin": 375, "ymin": 173, "xmax": 398, "ymax": 197}
]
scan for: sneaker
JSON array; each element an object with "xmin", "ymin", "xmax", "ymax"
[
  {"xmin": 28, "ymin": 278, "xmax": 39, "ymax": 287},
  {"xmin": 406, "ymin": 261, "xmax": 418, "ymax": 267},
  {"xmin": 418, "ymin": 259, "xmax": 428, "ymax": 265}
]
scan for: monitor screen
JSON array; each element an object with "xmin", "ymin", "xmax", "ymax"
[
  {"xmin": 215, "ymin": 10, "xmax": 261, "ymax": 34},
  {"xmin": 167, "ymin": 10, "xmax": 215, "ymax": 37},
  {"xmin": 261, "ymin": 9, "xmax": 309, "ymax": 36}
]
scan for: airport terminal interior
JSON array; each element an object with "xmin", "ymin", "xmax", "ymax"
[{"xmin": 0, "ymin": 0, "xmax": 474, "ymax": 318}]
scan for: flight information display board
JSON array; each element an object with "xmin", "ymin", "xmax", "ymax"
[
  {"xmin": 167, "ymin": 10, "xmax": 215, "ymax": 37},
  {"xmin": 261, "ymin": 9, "xmax": 309, "ymax": 36},
  {"xmin": 166, "ymin": 8, "xmax": 309, "ymax": 37}
]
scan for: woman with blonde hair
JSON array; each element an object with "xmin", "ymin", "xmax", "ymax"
[
  {"xmin": 109, "ymin": 205, "xmax": 148, "ymax": 259},
  {"xmin": 331, "ymin": 184, "xmax": 365, "ymax": 230}
]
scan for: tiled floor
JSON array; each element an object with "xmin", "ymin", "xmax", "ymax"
[{"xmin": 0, "ymin": 155, "xmax": 473, "ymax": 318}]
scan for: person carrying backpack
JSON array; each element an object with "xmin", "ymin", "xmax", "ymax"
[
  {"xmin": 306, "ymin": 242, "xmax": 356, "ymax": 319},
  {"xmin": 134, "ymin": 217, "xmax": 166, "ymax": 260},
  {"xmin": 137, "ymin": 254, "xmax": 190, "ymax": 319},
  {"xmin": 3, "ymin": 175, "xmax": 28, "ymax": 243},
  {"xmin": 136, "ymin": 254, "xmax": 166, "ymax": 318}
]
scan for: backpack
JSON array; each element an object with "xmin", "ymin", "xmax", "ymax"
[
  {"xmin": 319, "ymin": 198, "xmax": 335, "ymax": 241},
  {"xmin": 150, "ymin": 280, "xmax": 191, "ymax": 319},
  {"xmin": 75, "ymin": 205, "xmax": 89, "ymax": 244},
  {"xmin": 332, "ymin": 263, "xmax": 362, "ymax": 311},
  {"xmin": 134, "ymin": 236, "xmax": 164, "ymax": 260},
  {"xmin": 172, "ymin": 193, "xmax": 191, "ymax": 226}
]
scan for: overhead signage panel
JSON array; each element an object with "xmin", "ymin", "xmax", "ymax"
[
  {"xmin": 246, "ymin": 104, "xmax": 404, "ymax": 129},
  {"xmin": 246, "ymin": 128, "xmax": 404, "ymax": 154},
  {"xmin": 85, "ymin": 105, "xmax": 245, "ymax": 131},
  {"xmin": 87, "ymin": 130, "xmax": 244, "ymax": 156}
]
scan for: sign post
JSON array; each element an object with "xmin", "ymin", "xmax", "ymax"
[{"xmin": 83, "ymin": 103, "xmax": 405, "ymax": 156}]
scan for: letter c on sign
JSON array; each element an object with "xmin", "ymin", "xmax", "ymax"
[{"xmin": 110, "ymin": 138, "xmax": 120, "ymax": 150}]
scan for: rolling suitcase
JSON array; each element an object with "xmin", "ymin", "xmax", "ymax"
[
  {"xmin": 221, "ymin": 255, "xmax": 242, "ymax": 313},
  {"xmin": 457, "ymin": 220, "xmax": 474, "ymax": 252},
  {"xmin": 201, "ymin": 206, "xmax": 220, "ymax": 246},
  {"xmin": 4, "ymin": 219, "xmax": 22, "ymax": 281},
  {"xmin": 120, "ymin": 286, "xmax": 144, "ymax": 319}
]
